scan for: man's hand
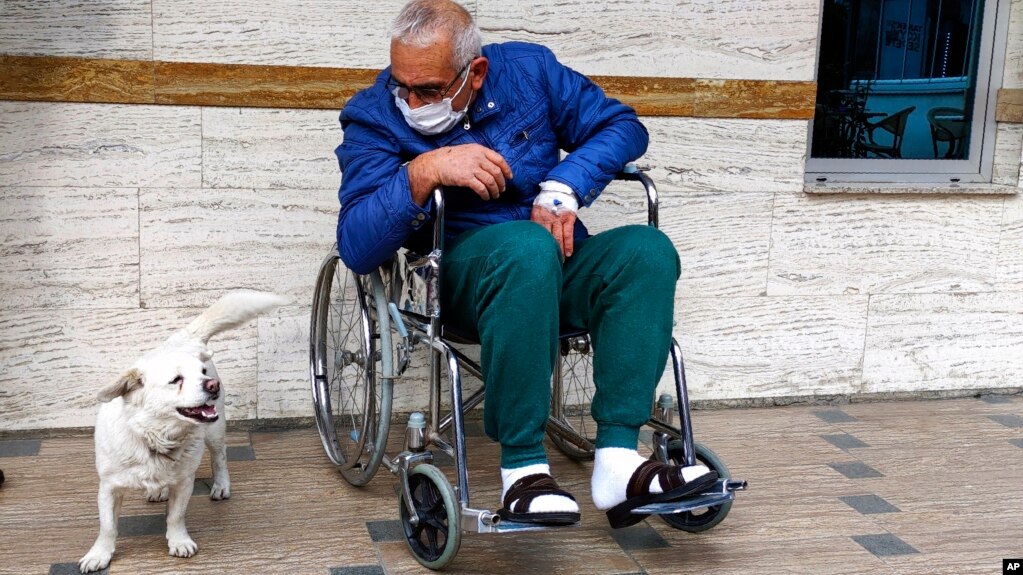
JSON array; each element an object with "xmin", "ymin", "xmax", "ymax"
[
  {"xmin": 407, "ymin": 144, "xmax": 513, "ymax": 205},
  {"xmin": 531, "ymin": 205, "xmax": 576, "ymax": 259}
]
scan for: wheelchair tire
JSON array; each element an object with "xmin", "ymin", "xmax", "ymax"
[
  {"xmin": 399, "ymin": 464, "xmax": 461, "ymax": 570},
  {"xmin": 547, "ymin": 336, "xmax": 597, "ymax": 461},
  {"xmin": 658, "ymin": 441, "xmax": 733, "ymax": 532},
  {"xmin": 310, "ymin": 250, "xmax": 392, "ymax": 486}
]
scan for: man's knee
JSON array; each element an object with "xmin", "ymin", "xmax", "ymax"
[
  {"xmin": 488, "ymin": 221, "xmax": 561, "ymax": 273},
  {"xmin": 610, "ymin": 225, "xmax": 680, "ymax": 279}
]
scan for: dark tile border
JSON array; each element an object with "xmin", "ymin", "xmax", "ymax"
[
  {"xmin": 329, "ymin": 566, "xmax": 385, "ymax": 575},
  {"xmin": 366, "ymin": 519, "xmax": 404, "ymax": 543},
  {"xmin": 828, "ymin": 461, "xmax": 884, "ymax": 479},
  {"xmin": 117, "ymin": 514, "xmax": 165, "ymax": 537},
  {"xmin": 987, "ymin": 414, "xmax": 1023, "ymax": 428},
  {"xmin": 821, "ymin": 433, "xmax": 869, "ymax": 450},
  {"xmin": 813, "ymin": 409, "xmax": 858, "ymax": 423},
  {"xmin": 226, "ymin": 445, "xmax": 256, "ymax": 461},
  {"xmin": 609, "ymin": 523, "xmax": 670, "ymax": 551},
  {"xmin": 840, "ymin": 494, "xmax": 900, "ymax": 514},
  {"xmin": 980, "ymin": 395, "xmax": 1013, "ymax": 404},
  {"xmin": 192, "ymin": 478, "xmax": 212, "ymax": 496},
  {"xmin": 852, "ymin": 533, "xmax": 919, "ymax": 557},
  {"xmin": 1010, "ymin": 438, "xmax": 1023, "ymax": 449},
  {"xmin": 0, "ymin": 439, "xmax": 41, "ymax": 457},
  {"xmin": 49, "ymin": 563, "xmax": 107, "ymax": 575}
]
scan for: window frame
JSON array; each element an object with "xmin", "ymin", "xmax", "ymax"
[{"xmin": 805, "ymin": 0, "xmax": 1010, "ymax": 184}]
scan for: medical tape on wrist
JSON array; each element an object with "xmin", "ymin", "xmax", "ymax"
[{"xmin": 534, "ymin": 184, "xmax": 579, "ymax": 215}]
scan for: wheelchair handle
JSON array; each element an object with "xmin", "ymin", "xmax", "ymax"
[
  {"xmin": 429, "ymin": 167, "xmax": 660, "ymax": 237},
  {"xmin": 615, "ymin": 167, "xmax": 659, "ymax": 229},
  {"xmin": 431, "ymin": 187, "xmax": 445, "ymax": 251}
]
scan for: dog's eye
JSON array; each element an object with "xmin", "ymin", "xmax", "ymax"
[
  {"xmin": 169, "ymin": 375, "xmax": 183, "ymax": 385},
  {"xmin": 202, "ymin": 367, "xmax": 207, "ymax": 375}
]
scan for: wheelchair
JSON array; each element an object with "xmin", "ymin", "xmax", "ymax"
[{"xmin": 309, "ymin": 166, "xmax": 746, "ymax": 569}]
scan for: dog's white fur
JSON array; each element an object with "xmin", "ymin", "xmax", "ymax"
[{"xmin": 79, "ymin": 291, "xmax": 287, "ymax": 573}]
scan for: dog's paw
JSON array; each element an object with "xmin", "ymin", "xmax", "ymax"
[
  {"xmin": 146, "ymin": 486, "xmax": 170, "ymax": 502},
  {"xmin": 209, "ymin": 481, "xmax": 231, "ymax": 500},
  {"xmin": 78, "ymin": 548, "xmax": 113, "ymax": 573},
  {"xmin": 168, "ymin": 537, "xmax": 198, "ymax": 558}
]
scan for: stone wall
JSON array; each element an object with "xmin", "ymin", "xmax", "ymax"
[{"xmin": 1, "ymin": 0, "xmax": 1021, "ymax": 431}]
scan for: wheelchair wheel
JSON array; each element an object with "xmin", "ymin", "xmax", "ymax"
[
  {"xmin": 310, "ymin": 251, "xmax": 392, "ymax": 486},
  {"xmin": 658, "ymin": 441, "xmax": 733, "ymax": 532},
  {"xmin": 399, "ymin": 464, "xmax": 461, "ymax": 570},
  {"xmin": 548, "ymin": 335, "xmax": 597, "ymax": 461}
]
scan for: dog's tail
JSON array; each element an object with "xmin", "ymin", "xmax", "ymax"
[{"xmin": 184, "ymin": 290, "xmax": 289, "ymax": 344}]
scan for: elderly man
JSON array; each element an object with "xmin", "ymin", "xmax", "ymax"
[{"xmin": 335, "ymin": 0, "xmax": 714, "ymax": 529}]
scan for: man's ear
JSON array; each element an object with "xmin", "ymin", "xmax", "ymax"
[
  {"xmin": 470, "ymin": 56, "xmax": 488, "ymax": 91},
  {"xmin": 97, "ymin": 368, "xmax": 143, "ymax": 402}
]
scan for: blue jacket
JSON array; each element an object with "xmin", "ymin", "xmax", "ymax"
[{"xmin": 335, "ymin": 42, "xmax": 648, "ymax": 274}]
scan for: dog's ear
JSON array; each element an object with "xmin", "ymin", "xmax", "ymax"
[
  {"xmin": 97, "ymin": 368, "xmax": 143, "ymax": 402},
  {"xmin": 199, "ymin": 346, "xmax": 213, "ymax": 362}
]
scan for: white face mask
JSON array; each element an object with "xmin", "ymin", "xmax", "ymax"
[{"xmin": 395, "ymin": 68, "xmax": 472, "ymax": 136}]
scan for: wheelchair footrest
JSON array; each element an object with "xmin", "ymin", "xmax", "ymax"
[
  {"xmin": 461, "ymin": 507, "xmax": 578, "ymax": 534},
  {"xmin": 631, "ymin": 478, "xmax": 746, "ymax": 516}
]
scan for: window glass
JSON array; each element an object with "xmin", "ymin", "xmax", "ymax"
[{"xmin": 811, "ymin": 0, "xmax": 984, "ymax": 161}]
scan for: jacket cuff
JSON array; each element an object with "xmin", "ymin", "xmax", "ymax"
[{"xmin": 397, "ymin": 165, "xmax": 433, "ymax": 232}]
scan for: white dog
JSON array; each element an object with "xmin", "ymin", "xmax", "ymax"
[{"xmin": 79, "ymin": 291, "xmax": 287, "ymax": 573}]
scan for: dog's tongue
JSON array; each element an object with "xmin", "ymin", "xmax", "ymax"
[{"xmin": 179, "ymin": 404, "xmax": 218, "ymax": 422}]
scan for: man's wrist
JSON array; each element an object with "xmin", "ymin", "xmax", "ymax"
[
  {"xmin": 534, "ymin": 181, "xmax": 579, "ymax": 214},
  {"xmin": 407, "ymin": 154, "xmax": 436, "ymax": 206}
]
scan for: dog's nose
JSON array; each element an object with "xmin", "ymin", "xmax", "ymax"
[{"xmin": 204, "ymin": 378, "xmax": 220, "ymax": 396}]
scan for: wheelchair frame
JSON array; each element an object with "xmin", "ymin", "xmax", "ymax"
[{"xmin": 310, "ymin": 167, "xmax": 746, "ymax": 569}]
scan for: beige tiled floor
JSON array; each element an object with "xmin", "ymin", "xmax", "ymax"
[{"xmin": 1, "ymin": 396, "xmax": 1021, "ymax": 575}]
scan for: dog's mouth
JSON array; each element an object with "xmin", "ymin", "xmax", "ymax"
[{"xmin": 176, "ymin": 404, "xmax": 219, "ymax": 423}]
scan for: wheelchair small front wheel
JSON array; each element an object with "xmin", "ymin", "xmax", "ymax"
[
  {"xmin": 399, "ymin": 464, "xmax": 461, "ymax": 570},
  {"xmin": 658, "ymin": 441, "xmax": 733, "ymax": 532}
]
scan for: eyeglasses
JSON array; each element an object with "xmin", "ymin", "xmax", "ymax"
[{"xmin": 387, "ymin": 62, "xmax": 470, "ymax": 104}]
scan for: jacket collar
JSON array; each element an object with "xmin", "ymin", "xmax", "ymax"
[{"xmin": 432, "ymin": 46, "xmax": 505, "ymax": 146}]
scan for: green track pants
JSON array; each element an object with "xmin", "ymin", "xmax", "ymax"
[{"xmin": 441, "ymin": 220, "xmax": 681, "ymax": 468}]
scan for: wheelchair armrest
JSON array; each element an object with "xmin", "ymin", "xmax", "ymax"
[
  {"xmin": 427, "ymin": 164, "xmax": 658, "ymax": 251},
  {"xmin": 615, "ymin": 164, "xmax": 659, "ymax": 229}
]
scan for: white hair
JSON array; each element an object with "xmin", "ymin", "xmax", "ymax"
[{"xmin": 390, "ymin": 0, "xmax": 482, "ymax": 69}]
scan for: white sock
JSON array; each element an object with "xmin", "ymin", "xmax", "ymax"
[
  {"xmin": 591, "ymin": 447, "xmax": 711, "ymax": 510},
  {"xmin": 501, "ymin": 463, "xmax": 579, "ymax": 514}
]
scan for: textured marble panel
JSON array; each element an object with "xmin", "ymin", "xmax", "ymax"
[
  {"xmin": 997, "ymin": 89, "xmax": 1023, "ymax": 123},
  {"xmin": 862, "ymin": 293, "xmax": 1023, "ymax": 393},
  {"xmin": 139, "ymin": 187, "xmax": 336, "ymax": 308},
  {"xmin": 154, "ymin": 61, "xmax": 377, "ymax": 109},
  {"xmin": 0, "ymin": 308, "xmax": 260, "ymax": 431},
  {"xmin": 667, "ymin": 191, "xmax": 774, "ymax": 298},
  {"xmin": 202, "ymin": 107, "xmax": 341, "ymax": 190},
  {"xmin": 0, "ymin": 53, "xmax": 818, "ymax": 119},
  {"xmin": 152, "ymin": 0, "xmax": 412, "ymax": 68},
  {"xmin": 768, "ymin": 192, "xmax": 1003, "ymax": 295},
  {"xmin": 477, "ymin": 0, "xmax": 819, "ymax": 81},
  {"xmin": 1003, "ymin": 0, "xmax": 1023, "ymax": 89},
  {"xmin": 256, "ymin": 306, "xmax": 310, "ymax": 419},
  {"xmin": 586, "ymin": 188, "xmax": 774, "ymax": 297},
  {"xmin": 674, "ymin": 296, "xmax": 868, "ymax": 400},
  {"xmin": 0, "ymin": 0, "xmax": 152, "ymax": 59},
  {"xmin": 0, "ymin": 55, "xmax": 155, "ymax": 105},
  {"xmin": 692, "ymin": 79, "xmax": 817, "ymax": 119},
  {"xmin": 0, "ymin": 102, "xmax": 201, "ymax": 188},
  {"xmin": 997, "ymin": 194, "xmax": 1023, "ymax": 289},
  {"xmin": 0, "ymin": 187, "xmax": 138, "ymax": 309},
  {"xmin": 643, "ymin": 117, "xmax": 807, "ymax": 193}
]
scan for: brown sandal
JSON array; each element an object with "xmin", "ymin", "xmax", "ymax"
[
  {"xmin": 497, "ymin": 473, "xmax": 581, "ymax": 526},
  {"xmin": 606, "ymin": 460, "xmax": 718, "ymax": 529}
]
